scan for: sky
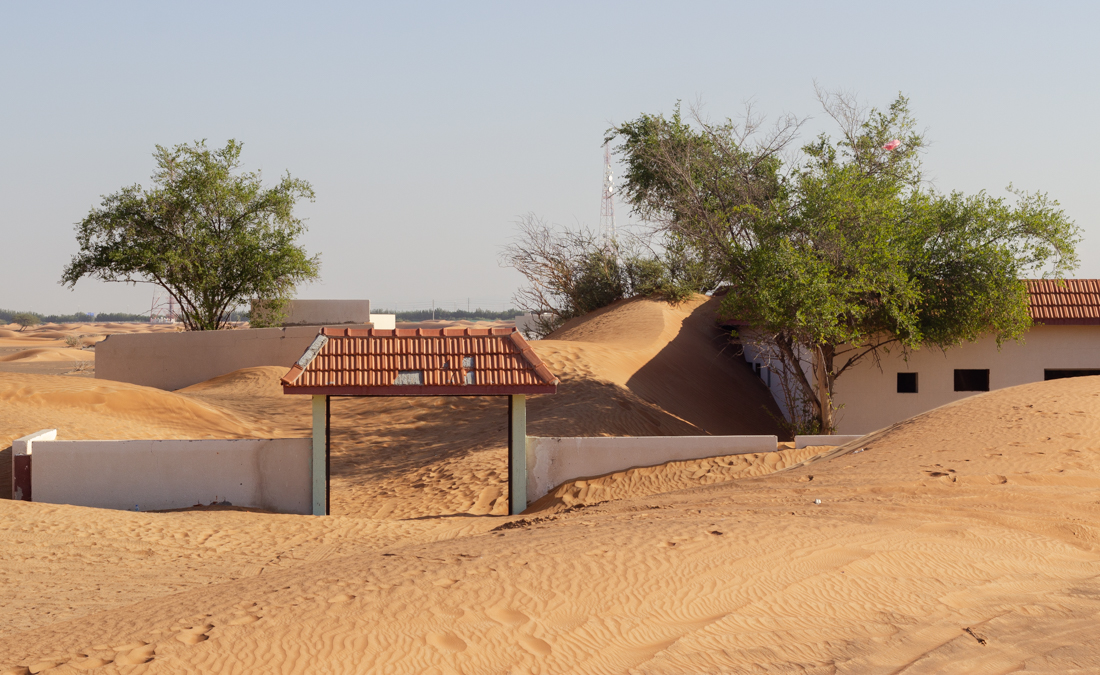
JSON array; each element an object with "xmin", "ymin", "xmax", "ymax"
[{"xmin": 2, "ymin": 1, "xmax": 1097, "ymax": 316}]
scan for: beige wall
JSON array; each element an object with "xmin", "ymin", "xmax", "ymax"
[
  {"xmin": 96, "ymin": 324, "xmax": 370, "ymax": 390},
  {"xmin": 833, "ymin": 325, "xmax": 1100, "ymax": 434},
  {"xmin": 30, "ymin": 437, "xmax": 312, "ymax": 514},
  {"xmin": 525, "ymin": 435, "xmax": 777, "ymax": 504},
  {"xmin": 251, "ymin": 299, "xmax": 371, "ymax": 326}
]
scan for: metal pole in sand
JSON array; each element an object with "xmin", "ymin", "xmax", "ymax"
[
  {"xmin": 508, "ymin": 394, "xmax": 527, "ymax": 515},
  {"xmin": 312, "ymin": 394, "xmax": 328, "ymax": 516}
]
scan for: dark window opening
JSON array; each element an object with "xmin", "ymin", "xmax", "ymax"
[
  {"xmin": 897, "ymin": 372, "xmax": 918, "ymax": 393},
  {"xmin": 1044, "ymin": 369, "xmax": 1100, "ymax": 381},
  {"xmin": 954, "ymin": 369, "xmax": 989, "ymax": 392}
]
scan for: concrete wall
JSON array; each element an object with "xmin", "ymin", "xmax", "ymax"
[
  {"xmin": 738, "ymin": 328, "xmax": 813, "ymax": 423},
  {"xmin": 250, "ymin": 299, "xmax": 372, "ymax": 327},
  {"xmin": 794, "ymin": 435, "xmax": 863, "ymax": 449},
  {"xmin": 514, "ymin": 313, "xmax": 551, "ymax": 340},
  {"xmin": 23, "ymin": 435, "xmax": 312, "ymax": 514},
  {"xmin": 833, "ymin": 324, "xmax": 1100, "ymax": 434},
  {"xmin": 96, "ymin": 324, "xmax": 370, "ymax": 390},
  {"xmin": 369, "ymin": 314, "xmax": 396, "ymax": 330},
  {"xmin": 525, "ymin": 435, "xmax": 777, "ymax": 504},
  {"xmin": 11, "ymin": 429, "xmax": 56, "ymax": 500},
  {"xmin": 282, "ymin": 299, "xmax": 371, "ymax": 326}
]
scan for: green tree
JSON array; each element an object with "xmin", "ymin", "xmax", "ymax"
[
  {"xmin": 11, "ymin": 312, "xmax": 40, "ymax": 331},
  {"xmin": 611, "ymin": 93, "xmax": 1079, "ymax": 432},
  {"xmin": 61, "ymin": 140, "xmax": 320, "ymax": 330}
]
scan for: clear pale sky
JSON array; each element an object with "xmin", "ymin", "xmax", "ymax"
[{"xmin": 2, "ymin": 1, "xmax": 1097, "ymax": 315}]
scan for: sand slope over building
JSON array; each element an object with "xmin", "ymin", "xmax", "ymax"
[
  {"xmin": 1, "ymin": 295, "xmax": 780, "ymax": 520},
  {"xmin": 536, "ymin": 294, "xmax": 784, "ymax": 436},
  {"xmin": 3, "ymin": 377, "xmax": 1100, "ymax": 672}
]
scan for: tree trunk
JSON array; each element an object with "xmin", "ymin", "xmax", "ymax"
[
  {"xmin": 776, "ymin": 335, "xmax": 821, "ymax": 424},
  {"xmin": 814, "ymin": 346, "xmax": 834, "ymax": 433}
]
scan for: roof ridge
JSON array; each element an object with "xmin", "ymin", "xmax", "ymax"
[{"xmin": 280, "ymin": 327, "xmax": 558, "ymax": 394}]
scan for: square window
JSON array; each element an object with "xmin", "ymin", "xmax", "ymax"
[
  {"xmin": 462, "ymin": 356, "xmax": 475, "ymax": 369},
  {"xmin": 1044, "ymin": 369, "xmax": 1100, "ymax": 381},
  {"xmin": 897, "ymin": 372, "xmax": 918, "ymax": 393},
  {"xmin": 954, "ymin": 369, "xmax": 989, "ymax": 392}
]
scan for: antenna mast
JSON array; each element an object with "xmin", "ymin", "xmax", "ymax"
[{"xmin": 600, "ymin": 141, "xmax": 616, "ymax": 245}]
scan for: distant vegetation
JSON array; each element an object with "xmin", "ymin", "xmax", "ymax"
[
  {"xmin": 0, "ymin": 309, "xmax": 150, "ymax": 324},
  {"xmin": 382, "ymin": 308, "xmax": 520, "ymax": 323}
]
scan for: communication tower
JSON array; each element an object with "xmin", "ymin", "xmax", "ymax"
[
  {"xmin": 149, "ymin": 288, "xmax": 179, "ymax": 323},
  {"xmin": 600, "ymin": 141, "xmax": 616, "ymax": 245}
]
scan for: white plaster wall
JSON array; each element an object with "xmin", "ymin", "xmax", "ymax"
[
  {"xmin": 738, "ymin": 328, "xmax": 813, "ymax": 423},
  {"xmin": 369, "ymin": 314, "xmax": 396, "ymax": 330},
  {"xmin": 832, "ymin": 325, "xmax": 1100, "ymax": 434},
  {"xmin": 525, "ymin": 435, "xmax": 777, "ymax": 504},
  {"xmin": 12, "ymin": 428, "xmax": 56, "ymax": 457},
  {"xmin": 31, "ymin": 438, "xmax": 312, "ymax": 514}
]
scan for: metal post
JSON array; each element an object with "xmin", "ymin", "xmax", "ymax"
[
  {"xmin": 312, "ymin": 395, "xmax": 328, "ymax": 516},
  {"xmin": 508, "ymin": 394, "xmax": 527, "ymax": 515},
  {"xmin": 326, "ymin": 394, "xmax": 331, "ymax": 516}
]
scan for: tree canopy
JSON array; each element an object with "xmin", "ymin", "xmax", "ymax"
[
  {"xmin": 611, "ymin": 93, "xmax": 1079, "ymax": 432},
  {"xmin": 502, "ymin": 214, "xmax": 714, "ymax": 338},
  {"xmin": 61, "ymin": 140, "xmax": 320, "ymax": 330},
  {"xmin": 11, "ymin": 312, "xmax": 40, "ymax": 331}
]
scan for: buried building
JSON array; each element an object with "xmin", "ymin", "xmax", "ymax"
[{"xmin": 739, "ymin": 279, "xmax": 1100, "ymax": 435}]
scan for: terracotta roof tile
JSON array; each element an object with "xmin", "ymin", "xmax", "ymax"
[
  {"xmin": 1027, "ymin": 279, "xmax": 1100, "ymax": 325},
  {"xmin": 281, "ymin": 327, "xmax": 558, "ymax": 396}
]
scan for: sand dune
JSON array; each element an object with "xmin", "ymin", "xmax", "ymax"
[
  {"xmin": 3, "ymin": 302, "xmax": 1100, "ymax": 671},
  {"xmin": 0, "ymin": 348, "xmax": 93, "ymax": 363},
  {"xmin": 3, "ymin": 377, "xmax": 1100, "ymax": 671},
  {"xmin": 0, "ymin": 373, "xmax": 275, "ymax": 454},
  {"xmin": 536, "ymin": 296, "xmax": 784, "ymax": 436}
]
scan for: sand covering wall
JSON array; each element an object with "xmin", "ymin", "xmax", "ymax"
[
  {"xmin": 5, "ymin": 302, "xmax": 1099, "ymax": 671},
  {"xmin": 3, "ymin": 295, "xmax": 783, "ymax": 517},
  {"xmin": 3, "ymin": 376, "xmax": 1100, "ymax": 671}
]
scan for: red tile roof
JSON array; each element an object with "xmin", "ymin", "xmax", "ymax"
[
  {"xmin": 1027, "ymin": 279, "xmax": 1100, "ymax": 325},
  {"xmin": 281, "ymin": 326, "xmax": 558, "ymax": 396}
]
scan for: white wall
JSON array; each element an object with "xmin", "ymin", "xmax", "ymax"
[
  {"xmin": 833, "ymin": 325, "xmax": 1100, "ymax": 434},
  {"xmin": 28, "ymin": 437, "xmax": 312, "ymax": 514},
  {"xmin": 525, "ymin": 435, "xmax": 777, "ymax": 504},
  {"xmin": 369, "ymin": 313, "xmax": 396, "ymax": 330},
  {"xmin": 738, "ymin": 328, "xmax": 813, "ymax": 423}
]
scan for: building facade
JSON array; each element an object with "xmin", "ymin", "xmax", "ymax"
[{"xmin": 740, "ymin": 280, "xmax": 1100, "ymax": 435}]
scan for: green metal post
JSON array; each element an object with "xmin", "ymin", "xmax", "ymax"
[
  {"xmin": 312, "ymin": 394, "xmax": 328, "ymax": 516},
  {"xmin": 508, "ymin": 394, "xmax": 527, "ymax": 515}
]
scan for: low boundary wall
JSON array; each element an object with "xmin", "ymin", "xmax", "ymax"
[
  {"xmin": 525, "ymin": 435, "xmax": 777, "ymax": 504},
  {"xmin": 96, "ymin": 324, "xmax": 371, "ymax": 390},
  {"xmin": 12, "ymin": 431, "xmax": 312, "ymax": 514},
  {"xmin": 794, "ymin": 435, "xmax": 864, "ymax": 448}
]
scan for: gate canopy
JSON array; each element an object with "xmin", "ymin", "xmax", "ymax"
[{"xmin": 281, "ymin": 326, "xmax": 558, "ymax": 396}]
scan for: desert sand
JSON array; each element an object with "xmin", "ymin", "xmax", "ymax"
[{"xmin": 2, "ymin": 300, "xmax": 1099, "ymax": 673}]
